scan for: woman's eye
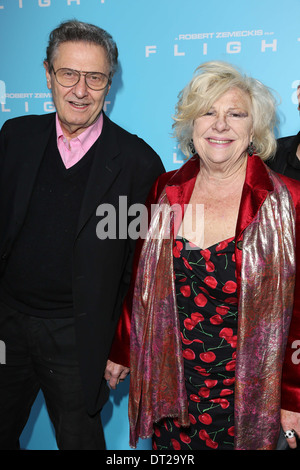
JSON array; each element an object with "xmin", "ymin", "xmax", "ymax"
[{"xmin": 229, "ymin": 112, "xmax": 248, "ymax": 118}]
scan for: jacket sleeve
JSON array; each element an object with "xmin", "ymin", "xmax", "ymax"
[
  {"xmin": 108, "ymin": 163, "xmax": 167, "ymax": 367},
  {"xmin": 281, "ymin": 180, "xmax": 300, "ymax": 411}
]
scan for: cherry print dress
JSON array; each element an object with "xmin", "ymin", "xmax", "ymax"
[{"xmin": 152, "ymin": 237, "xmax": 238, "ymax": 451}]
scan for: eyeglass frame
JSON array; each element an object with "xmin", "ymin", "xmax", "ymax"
[{"xmin": 51, "ymin": 66, "xmax": 111, "ymax": 91}]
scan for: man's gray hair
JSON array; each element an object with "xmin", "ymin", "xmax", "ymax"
[{"xmin": 45, "ymin": 19, "xmax": 118, "ymax": 78}]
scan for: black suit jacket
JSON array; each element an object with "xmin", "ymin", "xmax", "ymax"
[
  {"xmin": 0, "ymin": 112, "xmax": 164, "ymax": 414},
  {"xmin": 267, "ymin": 132, "xmax": 300, "ymax": 181}
]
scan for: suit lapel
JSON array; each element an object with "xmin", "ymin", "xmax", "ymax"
[
  {"xmin": 12, "ymin": 114, "xmax": 55, "ymax": 234},
  {"xmin": 75, "ymin": 114, "xmax": 122, "ymax": 237}
]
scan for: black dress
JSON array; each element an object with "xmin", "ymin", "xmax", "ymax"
[{"xmin": 153, "ymin": 237, "xmax": 238, "ymax": 450}]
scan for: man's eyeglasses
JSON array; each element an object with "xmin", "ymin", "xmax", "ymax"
[{"xmin": 52, "ymin": 67, "xmax": 110, "ymax": 91}]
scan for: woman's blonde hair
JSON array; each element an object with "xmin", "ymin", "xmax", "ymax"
[{"xmin": 173, "ymin": 61, "xmax": 278, "ymax": 160}]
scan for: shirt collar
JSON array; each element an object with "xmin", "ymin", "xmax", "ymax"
[{"xmin": 55, "ymin": 112, "xmax": 103, "ymax": 152}]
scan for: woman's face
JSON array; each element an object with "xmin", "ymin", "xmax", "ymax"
[{"xmin": 192, "ymin": 87, "xmax": 253, "ymax": 170}]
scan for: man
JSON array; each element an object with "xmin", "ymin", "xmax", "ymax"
[
  {"xmin": 0, "ymin": 20, "xmax": 164, "ymax": 450},
  {"xmin": 267, "ymin": 85, "xmax": 300, "ymax": 180}
]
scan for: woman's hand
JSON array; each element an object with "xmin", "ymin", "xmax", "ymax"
[{"xmin": 281, "ymin": 409, "xmax": 300, "ymax": 449}]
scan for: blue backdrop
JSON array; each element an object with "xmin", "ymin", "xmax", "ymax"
[{"xmin": 0, "ymin": 0, "xmax": 300, "ymax": 450}]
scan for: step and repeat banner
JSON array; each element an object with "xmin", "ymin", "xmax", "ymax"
[{"xmin": 1, "ymin": 0, "xmax": 300, "ymax": 451}]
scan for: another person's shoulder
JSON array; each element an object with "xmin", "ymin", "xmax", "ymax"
[
  {"xmin": 277, "ymin": 133, "xmax": 298, "ymax": 148},
  {"xmin": 278, "ymin": 172, "xmax": 300, "ymax": 205},
  {"xmin": 275, "ymin": 133, "xmax": 299, "ymax": 157},
  {"xmin": 267, "ymin": 134, "xmax": 298, "ymax": 172}
]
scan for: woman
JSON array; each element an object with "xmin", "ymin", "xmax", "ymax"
[{"xmin": 126, "ymin": 61, "xmax": 300, "ymax": 451}]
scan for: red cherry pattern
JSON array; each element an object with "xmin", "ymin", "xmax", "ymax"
[{"xmin": 153, "ymin": 237, "xmax": 237, "ymax": 450}]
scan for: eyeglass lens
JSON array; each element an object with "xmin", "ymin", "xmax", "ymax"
[{"xmin": 55, "ymin": 68, "xmax": 109, "ymax": 90}]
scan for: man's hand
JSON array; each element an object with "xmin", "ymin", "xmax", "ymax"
[
  {"xmin": 104, "ymin": 359, "xmax": 130, "ymax": 390},
  {"xmin": 281, "ymin": 409, "xmax": 300, "ymax": 449}
]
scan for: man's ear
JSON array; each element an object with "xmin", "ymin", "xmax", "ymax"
[{"xmin": 44, "ymin": 61, "xmax": 52, "ymax": 90}]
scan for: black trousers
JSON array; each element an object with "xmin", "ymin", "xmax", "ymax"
[{"xmin": 0, "ymin": 300, "xmax": 106, "ymax": 450}]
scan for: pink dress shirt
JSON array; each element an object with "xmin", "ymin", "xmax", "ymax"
[{"xmin": 56, "ymin": 113, "xmax": 103, "ymax": 169}]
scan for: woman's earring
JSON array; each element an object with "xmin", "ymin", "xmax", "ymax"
[
  {"xmin": 247, "ymin": 141, "xmax": 255, "ymax": 156},
  {"xmin": 189, "ymin": 139, "xmax": 196, "ymax": 155}
]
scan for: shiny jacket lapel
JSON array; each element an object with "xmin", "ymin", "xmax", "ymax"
[
  {"xmin": 236, "ymin": 154, "xmax": 273, "ymax": 240},
  {"xmin": 234, "ymin": 155, "xmax": 274, "ymax": 295}
]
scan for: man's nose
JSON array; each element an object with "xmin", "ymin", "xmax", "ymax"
[{"xmin": 72, "ymin": 75, "xmax": 89, "ymax": 97}]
